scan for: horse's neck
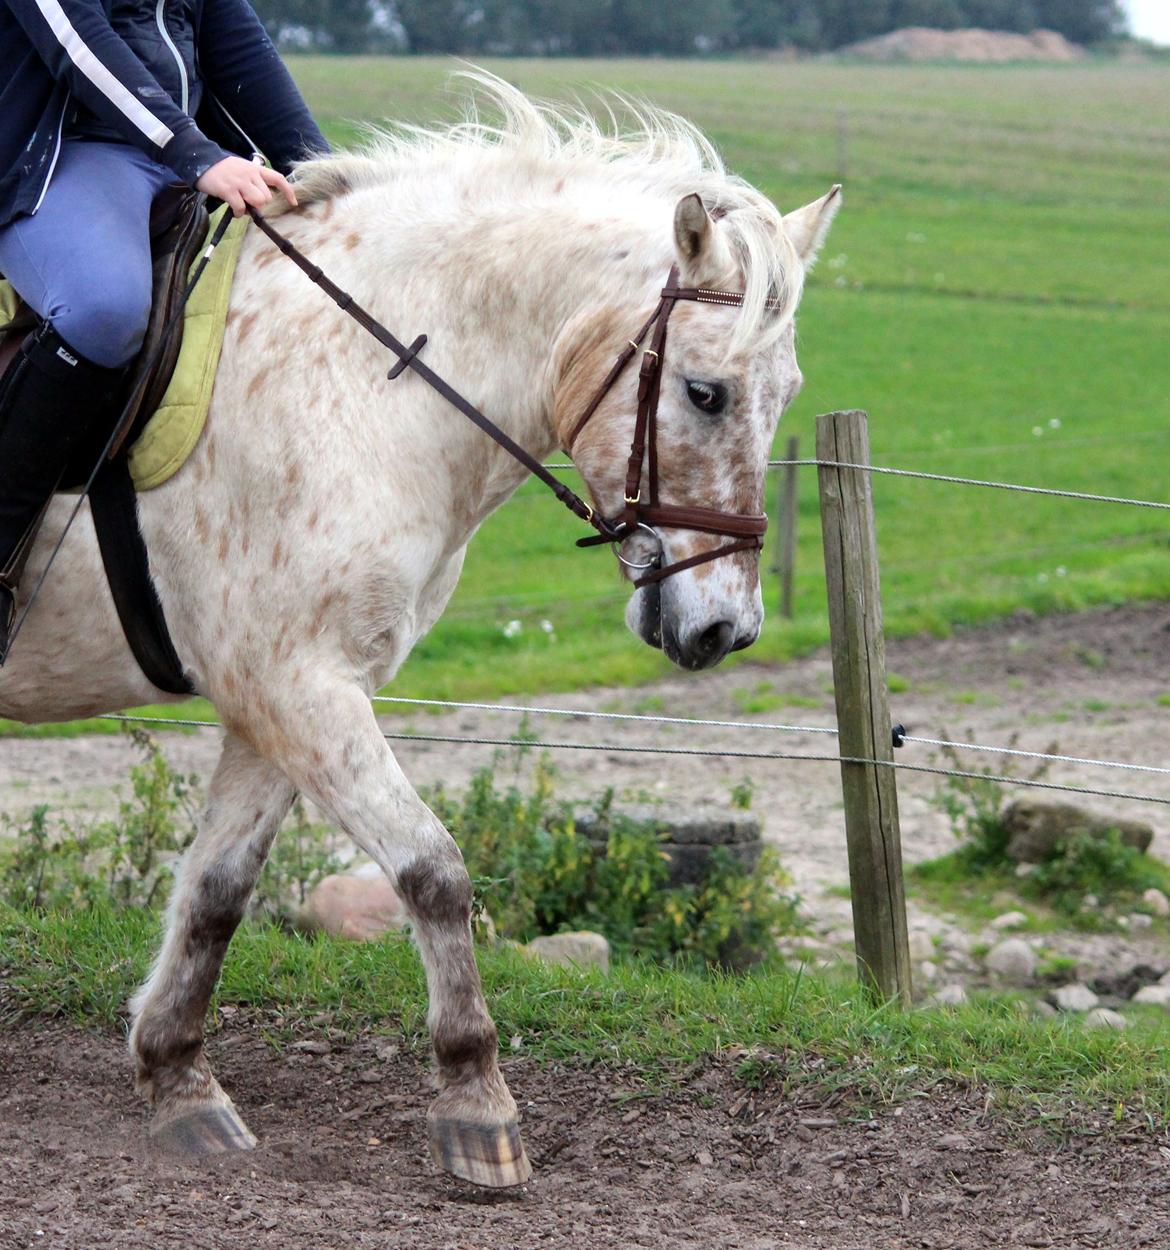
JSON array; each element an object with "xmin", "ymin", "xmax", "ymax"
[{"xmin": 309, "ymin": 187, "xmax": 668, "ymax": 531}]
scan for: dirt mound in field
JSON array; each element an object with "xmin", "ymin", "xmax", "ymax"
[{"xmin": 842, "ymin": 27, "xmax": 1085, "ymax": 63}]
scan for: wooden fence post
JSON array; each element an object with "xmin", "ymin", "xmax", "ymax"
[
  {"xmin": 816, "ymin": 410, "xmax": 912, "ymax": 1006},
  {"xmin": 777, "ymin": 435, "xmax": 799, "ymax": 620}
]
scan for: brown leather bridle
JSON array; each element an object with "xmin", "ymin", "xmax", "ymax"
[
  {"xmin": 568, "ymin": 263, "xmax": 769, "ymax": 588},
  {"xmin": 248, "ymin": 211, "xmax": 768, "ymax": 589}
]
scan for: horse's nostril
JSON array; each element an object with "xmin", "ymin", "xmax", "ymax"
[{"xmin": 696, "ymin": 620, "xmax": 735, "ymax": 661}]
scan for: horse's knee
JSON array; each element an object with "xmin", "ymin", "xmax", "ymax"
[
  {"xmin": 396, "ymin": 849, "xmax": 473, "ymax": 930},
  {"xmin": 52, "ymin": 282, "xmax": 152, "ymax": 369}
]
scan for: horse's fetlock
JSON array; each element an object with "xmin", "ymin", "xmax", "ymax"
[{"xmin": 432, "ymin": 1014, "xmax": 499, "ymax": 1084}]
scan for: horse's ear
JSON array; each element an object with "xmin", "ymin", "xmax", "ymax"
[
  {"xmin": 783, "ymin": 185, "xmax": 842, "ymax": 271},
  {"xmin": 673, "ymin": 193, "xmax": 734, "ymax": 285}
]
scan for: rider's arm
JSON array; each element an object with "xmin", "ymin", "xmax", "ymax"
[
  {"xmin": 197, "ymin": 0, "xmax": 330, "ymax": 174},
  {"xmin": 6, "ymin": 0, "xmax": 230, "ymax": 185}
]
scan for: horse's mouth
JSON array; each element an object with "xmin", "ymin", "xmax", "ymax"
[{"xmin": 635, "ymin": 583, "xmax": 663, "ymax": 651}]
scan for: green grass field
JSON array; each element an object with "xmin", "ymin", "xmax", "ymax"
[
  {"xmin": 7, "ymin": 59, "xmax": 1169, "ymax": 731},
  {"xmin": 277, "ymin": 58, "xmax": 1170, "ymax": 700}
]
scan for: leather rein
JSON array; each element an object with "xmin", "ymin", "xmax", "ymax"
[{"xmin": 249, "ymin": 210, "xmax": 767, "ymax": 588}]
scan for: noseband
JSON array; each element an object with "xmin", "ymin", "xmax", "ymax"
[
  {"xmin": 248, "ymin": 211, "xmax": 766, "ymax": 590},
  {"xmin": 568, "ymin": 265, "xmax": 768, "ymax": 589}
]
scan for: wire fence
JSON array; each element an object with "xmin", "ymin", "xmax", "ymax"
[{"xmin": 87, "ymin": 448, "xmax": 1170, "ymax": 815}]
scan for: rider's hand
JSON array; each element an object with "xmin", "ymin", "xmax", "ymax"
[{"xmin": 195, "ymin": 156, "xmax": 297, "ymax": 217}]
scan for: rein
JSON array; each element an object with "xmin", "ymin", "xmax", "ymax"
[{"xmin": 249, "ymin": 209, "xmax": 766, "ymax": 588}]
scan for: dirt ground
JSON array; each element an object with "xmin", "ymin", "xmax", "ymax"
[{"xmin": 2, "ymin": 1017, "xmax": 1168, "ymax": 1250}]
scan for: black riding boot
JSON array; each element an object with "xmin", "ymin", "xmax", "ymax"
[{"xmin": 0, "ymin": 323, "xmax": 125, "ymax": 663}]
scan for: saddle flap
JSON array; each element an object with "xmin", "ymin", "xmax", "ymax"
[{"xmin": 110, "ymin": 188, "xmax": 211, "ymax": 457}]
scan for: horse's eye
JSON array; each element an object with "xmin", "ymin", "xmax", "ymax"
[{"xmin": 686, "ymin": 380, "xmax": 728, "ymax": 415}]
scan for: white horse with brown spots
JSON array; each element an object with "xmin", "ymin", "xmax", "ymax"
[{"xmin": 0, "ymin": 74, "xmax": 839, "ymax": 1187}]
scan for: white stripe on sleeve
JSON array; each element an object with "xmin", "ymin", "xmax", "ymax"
[{"xmin": 31, "ymin": 0, "xmax": 175, "ymax": 148}]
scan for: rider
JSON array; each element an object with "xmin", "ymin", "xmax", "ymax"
[{"xmin": 0, "ymin": 0, "xmax": 329, "ymax": 661}]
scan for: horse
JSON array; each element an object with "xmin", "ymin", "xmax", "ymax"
[{"xmin": 0, "ymin": 73, "xmax": 840, "ymax": 1187}]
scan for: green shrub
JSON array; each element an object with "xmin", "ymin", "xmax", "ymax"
[
  {"xmin": 1, "ymin": 728, "xmax": 199, "ymax": 911},
  {"xmin": 1028, "ymin": 830, "xmax": 1166, "ymax": 916},
  {"xmin": 928, "ymin": 736, "xmax": 1169, "ymax": 919},
  {"xmin": 425, "ymin": 758, "xmax": 799, "ymax": 966}
]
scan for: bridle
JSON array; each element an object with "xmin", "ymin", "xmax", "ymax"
[
  {"xmin": 248, "ymin": 210, "xmax": 768, "ymax": 588},
  {"xmin": 568, "ymin": 263, "xmax": 769, "ymax": 588}
]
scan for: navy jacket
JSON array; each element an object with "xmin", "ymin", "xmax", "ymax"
[{"xmin": 0, "ymin": 0, "xmax": 329, "ymax": 227}]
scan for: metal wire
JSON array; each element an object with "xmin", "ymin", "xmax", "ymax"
[
  {"xmin": 93, "ymin": 713, "xmax": 1170, "ymax": 807},
  {"xmin": 370, "ymin": 695, "xmax": 839, "ymax": 738},
  {"xmin": 902, "ymin": 735, "xmax": 1170, "ymax": 778},
  {"xmin": 540, "ymin": 457, "xmax": 1170, "ymax": 511},
  {"xmin": 771, "ymin": 460, "xmax": 1170, "ymax": 511}
]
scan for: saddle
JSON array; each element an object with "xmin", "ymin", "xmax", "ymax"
[{"xmin": 0, "ymin": 187, "xmax": 212, "ymax": 695}]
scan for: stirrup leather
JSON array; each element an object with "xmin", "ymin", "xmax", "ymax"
[{"xmin": 0, "ymin": 488, "xmax": 57, "ymax": 606}]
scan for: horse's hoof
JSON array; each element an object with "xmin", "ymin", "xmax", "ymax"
[
  {"xmin": 428, "ymin": 1116, "xmax": 532, "ymax": 1188},
  {"xmin": 151, "ymin": 1101, "xmax": 258, "ymax": 1157}
]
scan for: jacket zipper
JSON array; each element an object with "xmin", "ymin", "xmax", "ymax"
[
  {"xmin": 31, "ymin": 97, "xmax": 68, "ymax": 214},
  {"xmin": 208, "ymin": 91, "xmax": 263, "ymax": 161},
  {"xmin": 155, "ymin": 0, "xmax": 189, "ymax": 113}
]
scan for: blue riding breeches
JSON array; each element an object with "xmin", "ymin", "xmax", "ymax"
[{"xmin": 0, "ymin": 139, "xmax": 176, "ymax": 368}]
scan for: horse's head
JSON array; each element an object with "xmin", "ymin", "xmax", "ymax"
[{"xmin": 560, "ymin": 185, "xmax": 840, "ymax": 671}]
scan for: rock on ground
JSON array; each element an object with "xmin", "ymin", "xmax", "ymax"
[
  {"xmin": 524, "ymin": 931, "xmax": 610, "ymax": 973},
  {"xmin": 985, "ymin": 938, "xmax": 1036, "ymax": 985},
  {"xmin": 1084, "ymin": 1008, "xmax": 1128, "ymax": 1030},
  {"xmin": 1051, "ymin": 983, "xmax": 1099, "ymax": 1013},
  {"xmin": 298, "ymin": 871, "xmax": 409, "ymax": 941},
  {"xmin": 1142, "ymin": 888, "xmax": 1170, "ymax": 917},
  {"xmin": 1132, "ymin": 984, "xmax": 1170, "ymax": 1008},
  {"xmin": 1002, "ymin": 800, "xmax": 1154, "ymax": 863}
]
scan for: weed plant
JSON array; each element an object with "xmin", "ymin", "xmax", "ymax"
[
  {"xmin": 914, "ymin": 737, "xmax": 1170, "ymax": 926},
  {"xmin": 425, "ymin": 756, "xmax": 800, "ymax": 967}
]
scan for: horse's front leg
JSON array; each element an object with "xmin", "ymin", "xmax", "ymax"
[
  {"xmin": 129, "ymin": 733, "xmax": 295, "ymax": 1153},
  {"xmin": 238, "ymin": 680, "xmax": 531, "ymax": 1189}
]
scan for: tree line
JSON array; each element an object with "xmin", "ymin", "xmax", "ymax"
[{"xmin": 251, "ymin": 0, "xmax": 1125, "ymax": 55}]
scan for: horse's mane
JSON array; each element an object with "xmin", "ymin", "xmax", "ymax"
[{"xmin": 281, "ymin": 70, "xmax": 801, "ymax": 354}]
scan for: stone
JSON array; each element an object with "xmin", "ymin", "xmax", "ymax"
[
  {"xmin": 1032, "ymin": 1001, "xmax": 1058, "ymax": 1019},
  {"xmin": 930, "ymin": 984, "xmax": 967, "ymax": 1008},
  {"xmin": 990, "ymin": 911, "xmax": 1028, "ymax": 931},
  {"xmin": 1001, "ymin": 800, "xmax": 1154, "ymax": 863},
  {"xmin": 1084, "ymin": 1008, "xmax": 1128, "ymax": 1031},
  {"xmin": 1128, "ymin": 914, "xmax": 1153, "ymax": 931},
  {"xmin": 985, "ymin": 938, "xmax": 1036, "ymax": 984},
  {"xmin": 298, "ymin": 872, "xmax": 409, "ymax": 941},
  {"xmin": 573, "ymin": 802, "xmax": 763, "ymax": 887},
  {"xmin": 907, "ymin": 930, "xmax": 935, "ymax": 963},
  {"xmin": 1051, "ymin": 983, "xmax": 1099, "ymax": 1013},
  {"xmin": 1142, "ymin": 888, "xmax": 1170, "ymax": 917},
  {"xmin": 918, "ymin": 960, "xmax": 939, "ymax": 984},
  {"xmin": 1132, "ymin": 984, "xmax": 1170, "ymax": 1008},
  {"xmin": 524, "ymin": 931, "xmax": 610, "ymax": 973}
]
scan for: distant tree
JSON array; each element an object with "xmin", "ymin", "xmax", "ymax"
[
  {"xmin": 958, "ymin": 0, "xmax": 1040, "ymax": 31},
  {"xmin": 891, "ymin": 0, "xmax": 964, "ymax": 29},
  {"xmin": 815, "ymin": 0, "xmax": 893, "ymax": 47},
  {"xmin": 606, "ymin": 0, "xmax": 735, "ymax": 54},
  {"xmin": 1031, "ymin": 0, "xmax": 1123, "ymax": 42},
  {"xmin": 731, "ymin": 0, "xmax": 824, "ymax": 49},
  {"xmin": 394, "ymin": 0, "xmax": 483, "ymax": 52}
]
